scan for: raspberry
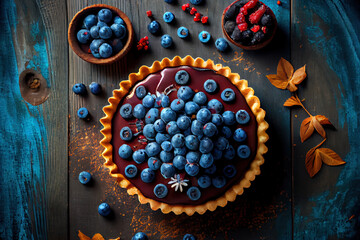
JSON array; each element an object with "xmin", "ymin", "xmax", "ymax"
[
  {"xmin": 251, "ymin": 25, "xmax": 260, "ymax": 33},
  {"xmin": 201, "ymin": 16, "xmax": 208, "ymax": 24},
  {"xmin": 240, "ymin": 0, "xmax": 258, "ymax": 15},
  {"xmin": 236, "ymin": 13, "xmax": 245, "ymax": 24},
  {"xmin": 261, "ymin": 26, "xmax": 267, "ymax": 33},
  {"xmin": 238, "ymin": 22, "xmax": 248, "ymax": 32},
  {"xmin": 190, "ymin": 7, "xmax": 197, "ymax": 15},
  {"xmin": 146, "ymin": 10, "xmax": 153, "ymax": 17},
  {"xmin": 182, "ymin": 3, "xmax": 190, "ymax": 11},
  {"xmin": 249, "ymin": 5, "xmax": 266, "ymax": 24}
]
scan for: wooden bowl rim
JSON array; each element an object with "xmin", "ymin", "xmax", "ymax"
[
  {"xmin": 68, "ymin": 4, "xmax": 134, "ymax": 65},
  {"xmin": 221, "ymin": 0, "xmax": 277, "ymax": 51}
]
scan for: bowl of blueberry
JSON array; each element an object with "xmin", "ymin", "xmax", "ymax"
[
  {"xmin": 68, "ymin": 4, "xmax": 134, "ymax": 64},
  {"xmin": 222, "ymin": 0, "xmax": 277, "ymax": 50}
]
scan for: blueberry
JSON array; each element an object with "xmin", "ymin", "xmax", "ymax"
[
  {"xmin": 90, "ymin": 39, "xmax": 105, "ymax": 58},
  {"xmin": 233, "ymin": 128, "xmax": 247, "ymax": 142},
  {"xmin": 132, "ymin": 149, "xmax": 147, "ymax": 164},
  {"xmin": 161, "ymin": 95, "xmax": 170, "ymax": 107},
  {"xmin": 199, "ymin": 153, "xmax": 214, "ymax": 169},
  {"xmin": 223, "ymin": 165, "xmax": 237, "ymax": 178},
  {"xmin": 211, "ymin": 114, "xmax": 224, "ymax": 127},
  {"xmin": 77, "ymin": 29, "xmax": 91, "ymax": 44},
  {"xmin": 207, "ymin": 99, "xmax": 224, "ymax": 114},
  {"xmin": 161, "ymin": 141, "xmax": 173, "ymax": 152},
  {"xmin": 79, "ymin": 171, "xmax": 91, "ymax": 184},
  {"xmin": 125, "ymin": 164, "xmax": 138, "ymax": 178},
  {"xmin": 154, "ymin": 95, "xmax": 163, "ymax": 108},
  {"xmin": 231, "ymin": 27, "xmax": 241, "ymax": 42},
  {"xmin": 191, "ymin": 120, "xmax": 204, "ymax": 136},
  {"xmin": 198, "ymin": 31, "xmax": 211, "ymax": 43},
  {"xmin": 237, "ymin": 145, "xmax": 251, "ymax": 158},
  {"xmin": 186, "ymin": 151, "xmax": 201, "ymax": 164},
  {"xmin": 177, "ymin": 27, "xmax": 189, "ymax": 39},
  {"xmin": 136, "ymin": 86, "xmax": 147, "ymax": 99},
  {"xmin": 141, "ymin": 168, "xmax": 155, "ymax": 183},
  {"xmin": 111, "ymin": 38, "xmax": 124, "ymax": 53},
  {"xmin": 193, "ymin": 92, "xmax": 207, "ymax": 105},
  {"xmin": 236, "ymin": 109, "xmax": 250, "ymax": 124},
  {"xmin": 145, "ymin": 142, "xmax": 161, "ymax": 157},
  {"xmin": 164, "ymin": 0, "xmax": 174, "ymax": 3},
  {"xmin": 148, "ymin": 20, "xmax": 161, "ymax": 34},
  {"xmin": 224, "ymin": 21, "xmax": 236, "ymax": 35},
  {"xmin": 177, "ymin": 116, "xmax": 191, "ymax": 130},
  {"xmin": 190, "ymin": 0, "xmax": 203, "ymax": 5},
  {"xmin": 240, "ymin": 30, "xmax": 253, "ymax": 44},
  {"xmin": 221, "ymin": 126, "xmax": 233, "ymax": 138},
  {"xmin": 113, "ymin": 16, "xmax": 124, "ymax": 25},
  {"xmin": 111, "ymin": 23, "xmax": 126, "ymax": 39},
  {"xmin": 72, "ymin": 83, "xmax": 87, "ymax": 95},
  {"xmin": 77, "ymin": 107, "xmax": 89, "ymax": 119},
  {"xmin": 160, "ymin": 150, "xmax": 174, "ymax": 163},
  {"xmin": 212, "ymin": 176, "xmax": 226, "ymax": 188},
  {"xmin": 173, "ymin": 155, "xmax": 187, "ymax": 170},
  {"xmin": 154, "ymin": 119, "xmax": 166, "ymax": 133},
  {"xmin": 203, "ymin": 122, "xmax": 217, "ymax": 137},
  {"xmin": 174, "ymin": 147, "xmax": 187, "ymax": 156},
  {"xmin": 97, "ymin": 21, "xmax": 108, "ymax": 28},
  {"xmin": 154, "ymin": 184, "xmax": 168, "ymax": 198},
  {"xmin": 199, "ymin": 137, "xmax": 213, "ymax": 154},
  {"xmin": 142, "ymin": 95, "xmax": 155, "ymax": 108},
  {"xmin": 83, "ymin": 14, "xmax": 97, "ymax": 29},
  {"xmin": 183, "ymin": 234, "xmax": 197, "ymax": 240},
  {"xmin": 196, "ymin": 108, "xmax": 212, "ymax": 124},
  {"xmin": 251, "ymin": 31, "xmax": 265, "ymax": 45},
  {"xmin": 148, "ymin": 157, "xmax": 161, "ymax": 171},
  {"xmin": 160, "ymin": 163, "xmax": 176, "ymax": 179},
  {"xmin": 223, "ymin": 145, "xmax": 236, "ymax": 160},
  {"xmin": 203, "ymin": 79, "xmax": 217, "ymax": 93},
  {"xmin": 185, "ymin": 163, "xmax": 200, "ymax": 176},
  {"xmin": 133, "ymin": 104, "xmax": 146, "ymax": 119},
  {"xmin": 204, "ymin": 164, "xmax": 216, "ymax": 175},
  {"xmin": 118, "ymin": 144, "xmax": 133, "ymax": 159},
  {"xmin": 120, "ymin": 126, "xmax": 133, "ymax": 141},
  {"xmin": 155, "ymin": 133, "xmax": 171, "ymax": 144},
  {"xmin": 120, "ymin": 103, "xmax": 133, "ymax": 119},
  {"xmin": 90, "ymin": 25, "xmax": 100, "ymax": 38},
  {"xmin": 187, "ymin": 186, "xmax": 201, "ymax": 201},
  {"xmin": 89, "ymin": 82, "xmax": 101, "ymax": 95},
  {"xmin": 132, "ymin": 232, "xmax": 148, "ymax": 240},
  {"xmin": 99, "ymin": 43, "xmax": 113, "ymax": 58},
  {"xmin": 261, "ymin": 14, "xmax": 272, "ymax": 26},
  {"xmin": 225, "ymin": 4, "xmax": 237, "ymax": 20},
  {"xmin": 170, "ymin": 99, "xmax": 185, "ymax": 112},
  {"xmin": 171, "ymin": 133, "xmax": 185, "ymax": 148},
  {"xmin": 197, "ymin": 175, "xmax": 211, "ymax": 189},
  {"xmin": 163, "ymin": 12, "xmax": 175, "ymax": 23},
  {"xmin": 215, "ymin": 38, "xmax": 229, "ymax": 52},
  {"xmin": 212, "ymin": 148, "xmax": 223, "ymax": 161},
  {"xmin": 177, "ymin": 86, "xmax": 194, "ymax": 101},
  {"xmin": 98, "ymin": 9, "xmax": 113, "ymax": 23},
  {"xmin": 175, "ymin": 70, "xmax": 190, "ymax": 85},
  {"xmin": 161, "ymin": 34, "xmax": 173, "ymax": 48},
  {"xmin": 145, "ymin": 108, "xmax": 159, "ymax": 124},
  {"xmin": 221, "ymin": 88, "xmax": 235, "ymax": 102},
  {"xmin": 98, "ymin": 202, "xmax": 111, "ymax": 216},
  {"xmin": 222, "ymin": 111, "xmax": 236, "ymax": 125},
  {"xmin": 185, "ymin": 101, "xmax": 200, "ymax": 115},
  {"xmin": 185, "ymin": 135, "xmax": 199, "ymax": 151},
  {"xmin": 216, "ymin": 136, "xmax": 229, "ymax": 151},
  {"xmin": 99, "ymin": 26, "xmax": 112, "ymax": 39},
  {"xmin": 167, "ymin": 121, "xmax": 181, "ymax": 135}
]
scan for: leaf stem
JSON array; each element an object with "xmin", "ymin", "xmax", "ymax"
[
  {"xmin": 295, "ymin": 93, "xmax": 312, "ymax": 117},
  {"xmin": 315, "ymin": 138, "xmax": 327, "ymax": 149}
]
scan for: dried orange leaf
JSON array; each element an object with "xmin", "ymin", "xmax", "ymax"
[
  {"xmin": 305, "ymin": 145, "xmax": 322, "ymax": 177},
  {"xmin": 78, "ymin": 231, "xmax": 91, "ymax": 240},
  {"xmin": 277, "ymin": 58, "xmax": 294, "ymax": 81},
  {"xmin": 92, "ymin": 234, "xmax": 106, "ymax": 240},
  {"xmin": 315, "ymin": 115, "xmax": 334, "ymax": 127},
  {"xmin": 312, "ymin": 117, "xmax": 326, "ymax": 138},
  {"xmin": 316, "ymin": 148, "xmax": 346, "ymax": 166},
  {"xmin": 300, "ymin": 117, "xmax": 315, "ymax": 142},
  {"xmin": 287, "ymin": 82, "xmax": 298, "ymax": 92},
  {"xmin": 283, "ymin": 96, "xmax": 302, "ymax": 107},
  {"xmin": 290, "ymin": 65, "xmax": 307, "ymax": 85},
  {"xmin": 266, "ymin": 74, "xmax": 288, "ymax": 89}
]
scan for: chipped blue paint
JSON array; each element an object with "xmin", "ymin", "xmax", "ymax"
[
  {"xmin": 294, "ymin": 0, "xmax": 360, "ymax": 238},
  {"xmin": 0, "ymin": 0, "xmax": 49, "ymax": 239}
]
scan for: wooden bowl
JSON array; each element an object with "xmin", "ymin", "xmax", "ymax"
[
  {"xmin": 68, "ymin": 4, "xmax": 134, "ymax": 64},
  {"xmin": 221, "ymin": 1, "xmax": 277, "ymax": 50}
]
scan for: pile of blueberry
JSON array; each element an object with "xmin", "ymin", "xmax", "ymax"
[
  {"xmin": 118, "ymin": 69, "xmax": 251, "ymax": 201},
  {"xmin": 224, "ymin": 0, "xmax": 275, "ymax": 46},
  {"xmin": 76, "ymin": 8, "xmax": 127, "ymax": 58}
]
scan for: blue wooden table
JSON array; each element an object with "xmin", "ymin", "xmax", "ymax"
[{"xmin": 1, "ymin": 0, "xmax": 359, "ymax": 239}]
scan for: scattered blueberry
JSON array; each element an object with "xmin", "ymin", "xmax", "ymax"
[
  {"xmin": 198, "ymin": 31, "xmax": 211, "ymax": 43},
  {"xmin": 212, "ymin": 176, "xmax": 226, "ymax": 188},
  {"xmin": 148, "ymin": 157, "xmax": 161, "ymax": 171},
  {"xmin": 120, "ymin": 103, "xmax": 133, "ymax": 119},
  {"xmin": 154, "ymin": 184, "xmax": 168, "ymax": 198},
  {"xmin": 99, "ymin": 43, "xmax": 113, "ymax": 58},
  {"xmin": 133, "ymin": 104, "xmax": 146, "ymax": 119},
  {"xmin": 221, "ymin": 88, "xmax": 235, "ymax": 102},
  {"xmin": 136, "ymin": 85, "xmax": 147, "ymax": 99},
  {"xmin": 203, "ymin": 79, "xmax": 217, "ymax": 93},
  {"xmin": 236, "ymin": 109, "xmax": 250, "ymax": 124},
  {"xmin": 163, "ymin": 12, "xmax": 175, "ymax": 23},
  {"xmin": 175, "ymin": 70, "xmax": 190, "ymax": 85},
  {"xmin": 72, "ymin": 83, "xmax": 87, "ymax": 95},
  {"xmin": 141, "ymin": 168, "xmax": 155, "ymax": 183},
  {"xmin": 193, "ymin": 92, "xmax": 207, "ymax": 105},
  {"xmin": 237, "ymin": 145, "xmax": 251, "ymax": 158},
  {"xmin": 98, "ymin": 9, "xmax": 113, "ymax": 23},
  {"xmin": 183, "ymin": 234, "xmax": 197, "ymax": 240},
  {"xmin": 233, "ymin": 128, "xmax": 247, "ymax": 142},
  {"xmin": 187, "ymin": 186, "xmax": 201, "ymax": 201},
  {"xmin": 223, "ymin": 165, "xmax": 237, "ymax": 178},
  {"xmin": 132, "ymin": 232, "xmax": 148, "ymax": 240},
  {"xmin": 215, "ymin": 38, "xmax": 229, "ymax": 52},
  {"xmin": 83, "ymin": 14, "xmax": 97, "ymax": 29},
  {"xmin": 77, "ymin": 107, "xmax": 89, "ymax": 119},
  {"xmin": 125, "ymin": 164, "xmax": 138, "ymax": 178},
  {"xmin": 185, "ymin": 163, "xmax": 200, "ymax": 176},
  {"xmin": 89, "ymin": 82, "xmax": 101, "ymax": 94},
  {"xmin": 222, "ymin": 111, "xmax": 236, "ymax": 125},
  {"xmin": 173, "ymin": 155, "xmax": 187, "ymax": 170},
  {"xmin": 161, "ymin": 34, "xmax": 173, "ymax": 48},
  {"xmin": 145, "ymin": 142, "xmax": 161, "ymax": 157},
  {"xmin": 118, "ymin": 144, "xmax": 133, "ymax": 159},
  {"xmin": 197, "ymin": 175, "xmax": 211, "ymax": 188},
  {"xmin": 148, "ymin": 20, "xmax": 161, "ymax": 34},
  {"xmin": 111, "ymin": 23, "xmax": 126, "ymax": 39},
  {"xmin": 132, "ymin": 149, "xmax": 147, "ymax": 164},
  {"xmin": 160, "ymin": 163, "xmax": 176, "ymax": 178},
  {"xmin": 98, "ymin": 202, "xmax": 111, "ymax": 216},
  {"xmin": 199, "ymin": 137, "xmax": 214, "ymax": 154},
  {"xmin": 199, "ymin": 154, "xmax": 214, "ymax": 168},
  {"xmin": 79, "ymin": 171, "xmax": 91, "ymax": 184},
  {"xmin": 185, "ymin": 102, "xmax": 200, "ymax": 115},
  {"xmin": 177, "ymin": 27, "xmax": 189, "ymax": 39},
  {"xmin": 177, "ymin": 86, "xmax": 194, "ymax": 101},
  {"xmin": 120, "ymin": 126, "xmax": 133, "ymax": 141},
  {"xmin": 77, "ymin": 29, "xmax": 91, "ymax": 44}
]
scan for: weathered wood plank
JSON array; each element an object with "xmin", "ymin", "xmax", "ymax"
[{"xmin": 291, "ymin": 0, "xmax": 360, "ymax": 238}]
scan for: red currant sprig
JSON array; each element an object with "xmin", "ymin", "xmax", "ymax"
[
  {"xmin": 137, "ymin": 36, "xmax": 149, "ymax": 51},
  {"xmin": 181, "ymin": 3, "xmax": 208, "ymax": 24}
]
